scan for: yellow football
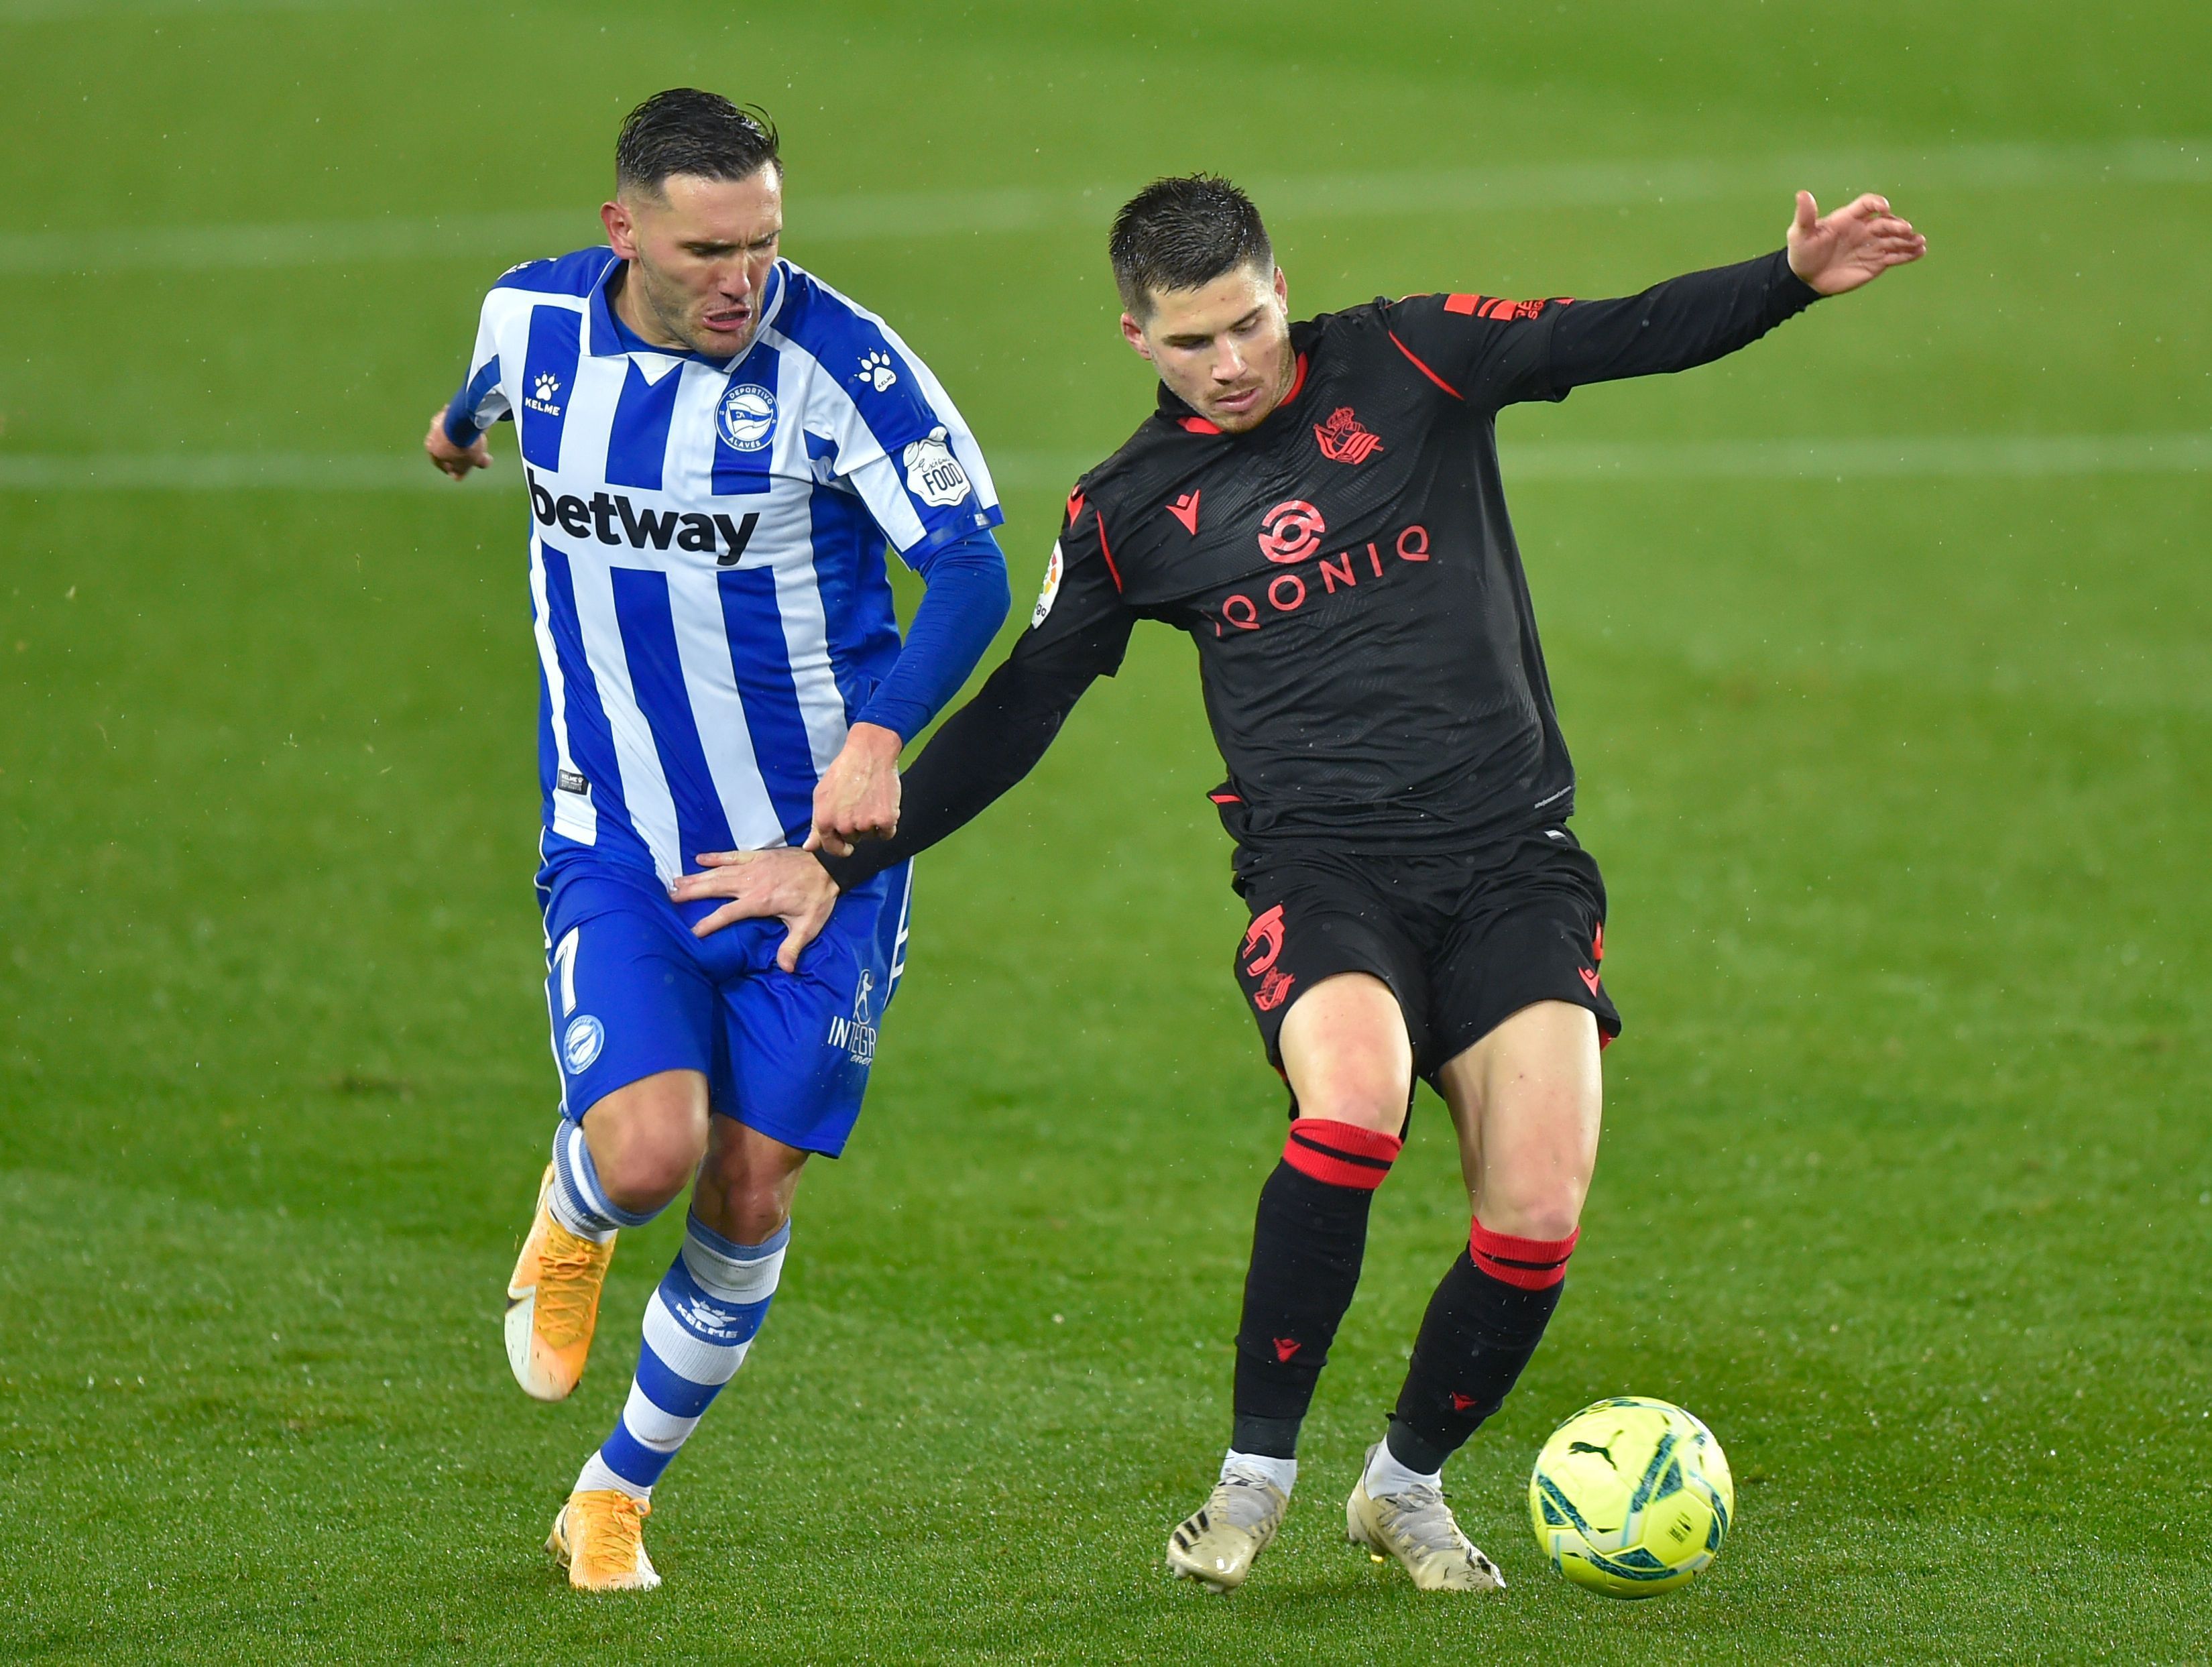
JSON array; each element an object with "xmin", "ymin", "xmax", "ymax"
[{"xmin": 1528, "ymin": 1397, "xmax": 1735, "ymax": 1598}]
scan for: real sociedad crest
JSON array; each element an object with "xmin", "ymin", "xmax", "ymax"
[{"xmin": 717, "ymin": 382, "xmax": 777, "ymax": 453}]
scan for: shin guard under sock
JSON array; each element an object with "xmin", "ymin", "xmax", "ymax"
[
  {"xmin": 587, "ymin": 1214, "xmax": 788, "ymax": 1497},
  {"xmin": 1385, "ymin": 1218, "xmax": 1576, "ymax": 1475},
  {"xmin": 1230, "ymin": 1118, "xmax": 1403, "ymax": 1458}
]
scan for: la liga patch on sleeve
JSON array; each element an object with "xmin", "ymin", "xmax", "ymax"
[{"xmin": 1031, "ymin": 540, "xmax": 1063, "ymax": 628}]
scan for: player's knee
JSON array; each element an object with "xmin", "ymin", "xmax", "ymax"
[
  {"xmin": 701, "ymin": 1177, "xmax": 792, "ymax": 1245},
  {"xmin": 1287, "ymin": 1045, "xmax": 1411, "ymax": 1133},
  {"xmin": 1295, "ymin": 1078, "xmax": 1407, "ymax": 1134},
  {"xmin": 596, "ymin": 1136, "xmax": 700, "ymax": 1214},
  {"xmin": 1474, "ymin": 1175, "xmax": 1586, "ymax": 1245},
  {"xmin": 695, "ymin": 1138, "xmax": 807, "ymax": 1243},
  {"xmin": 583, "ymin": 1080, "xmax": 710, "ymax": 1213}
]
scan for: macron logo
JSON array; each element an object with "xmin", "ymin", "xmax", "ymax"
[{"xmin": 527, "ymin": 468, "xmax": 758, "ymax": 565}]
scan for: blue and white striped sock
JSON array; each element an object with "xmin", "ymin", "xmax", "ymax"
[
  {"xmin": 548, "ymin": 1120, "xmax": 659, "ymax": 1243},
  {"xmin": 575, "ymin": 1214, "xmax": 788, "ymax": 1499}
]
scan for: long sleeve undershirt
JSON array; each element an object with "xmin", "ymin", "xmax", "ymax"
[{"xmin": 856, "ymin": 528, "xmax": 1010, "ymax": 742}]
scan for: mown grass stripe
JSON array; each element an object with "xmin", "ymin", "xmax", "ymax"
[
  {"xmin": 1, "ymin": 431, "xmax": 2201, "ymax": 495},
  {"xmin": 1, "ymin": 138, "xmax": 2201, "ymax": 276}
]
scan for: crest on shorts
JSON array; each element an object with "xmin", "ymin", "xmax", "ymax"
[
  {"xmin": 562, "ymin": 1014, "xmax": 605, "ymax": 1074},
  {"xmin": 1241, "ymin": 905, "xmax": 1297, "ymax": 1011}
]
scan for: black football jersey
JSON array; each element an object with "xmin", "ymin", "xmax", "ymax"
[{"xmin": 823, "ymin": 250, "xmax": 1819, "ymax": 884}]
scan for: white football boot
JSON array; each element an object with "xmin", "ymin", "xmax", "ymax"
[
  {"xmin": 1166, "ymin": 1466, "xmax": 1289, "ymax": 1593},
  {"xmin": 1346, "ymin": 1443, "xmax": 1505, "ymax": 1593}
]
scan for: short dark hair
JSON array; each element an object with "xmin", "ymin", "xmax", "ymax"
[
  {"xmin": 614, "ymin": 89, "xmax": 781, "ymax": 196},
  {"xmin": 1108, "ymin": 174, "xmax": 1272, "ymax": 315}
]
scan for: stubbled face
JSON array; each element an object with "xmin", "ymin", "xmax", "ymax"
[
  {"xmin": 1120, "ymin": 263, "xmax": 1294, "ymax": 433},
  {"xmin": 601, "ymin": 169, "xmax": 783, "ymax": 358}
]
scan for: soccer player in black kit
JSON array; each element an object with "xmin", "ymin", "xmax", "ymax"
[{"xmin": 676, "ymin": 175, "xmax": 1924, "ymax": 1593}]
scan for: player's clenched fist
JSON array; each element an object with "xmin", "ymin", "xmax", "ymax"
[
  {"xmin": 422, "ymin": 406, "xmax": 493, "ymax": 479},
  {"xmin": 805, "ymin": 721, "xmax": 903, "ymax": 857}
]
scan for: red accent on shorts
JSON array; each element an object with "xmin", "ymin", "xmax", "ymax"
[
  {"xmin": 1208, "ymin": 791, "xmax": 1242, "ymax": 804},
  {"xmin": 1592, "ymin": 921, "xmax": 1605, "ymax": 962},
  {"xmin": 1283, "ymin": 1118, "xmax": 1403, "ymax": 1191},
  {"xmin": 1469, "ymin": 1218, "xmax": 1578, "ymax": 1289},
  {"xmin": 1092, "ymin": 510, "xmax": 1122, "ymax": 591},
  {"xmin": 1387, "ymin": 331, "xmax": 1464, "ymax": 400},
  {"xmin": 1273, "ymin": 1337, "xmax": 1302, "ymax": 1363}
]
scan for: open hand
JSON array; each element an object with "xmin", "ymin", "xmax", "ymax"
[
  {"xmin": 669, "ymin": 848, "xmax": 838, "ymax": 970},
  {"xmin": 807, "ymin": 722, "xmax": 902, "ymax": 858},
  {"xmin": 423, "ymin": 407, "xmax": 492, "ymax": 479},
  {"xmin": 1786, "ymin": 192, "xmax": 1926, "ymax": 296}
]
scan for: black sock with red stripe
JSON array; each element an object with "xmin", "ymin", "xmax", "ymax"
[
  {"xmin": 1228, "ymin": 1118, "xmax": 1403, "ymax": 1458},
  {"xmin": 1385, "ymin": 1219, "xmax": 1577, "ymax": 1475}
]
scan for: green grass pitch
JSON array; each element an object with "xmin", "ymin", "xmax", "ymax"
[{"xmin": 2, "ymin": 2, "xmax": 2207, "ymax": 1660}]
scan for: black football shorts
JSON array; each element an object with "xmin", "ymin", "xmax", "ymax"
[{"xmin": 1229, "ymin": 826, "xmax": 1621, "ymax": 1088}]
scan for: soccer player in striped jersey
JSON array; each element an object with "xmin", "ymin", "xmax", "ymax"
[{"xmin": 422, "ymin": 90, "xmax": 1010, "ymax": 1591}]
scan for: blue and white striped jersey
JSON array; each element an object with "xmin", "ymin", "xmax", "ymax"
[{"xmin": 450, "ymin": 248, "xmax": 1002, "ymax": 882}]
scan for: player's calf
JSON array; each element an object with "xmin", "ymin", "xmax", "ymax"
[
  {"xmin": 1164, "ymin": 1114, "xmax": 1403, "ymax": 1590},
  {"xmin": 506, "ymin": 1123, "xmax": 661, "ymax": 1403},
  {"xmin": 508, "ymin": 1074, "xmax": 713, "ymax": 1401},
  {"xmin": 1360, "ymin": 1216, "xmax": 1576, "ymax": 1512},
  {"xmin": 567, "ymin": 1211, "xmax": 789, "ymax": 1509}
]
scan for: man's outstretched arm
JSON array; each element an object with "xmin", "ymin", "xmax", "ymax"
[
  {"xmin": 1546, "ymin": 191, "xmax": 1926, "ymax": 391},
  {"xmin": 1388, "ymin": 190, "xmax": 1925, "ymax": 406}
]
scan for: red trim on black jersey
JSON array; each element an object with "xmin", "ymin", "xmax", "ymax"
[
  {"xmin": 1179, "ymin": 414, "xmax": 1222, "ymax": 435},
  {"xmin": 1387, "ymin": 331, "xmax": 1464, "ymax": 400},
  {"xmin": 1092, "ymin": 510, "xmax": 1123, "ymax": 591}
]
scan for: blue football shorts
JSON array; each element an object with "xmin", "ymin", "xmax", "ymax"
[{"xmin": 536, "ymin": 854, "xmax": 913, "ymax": 1158}]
